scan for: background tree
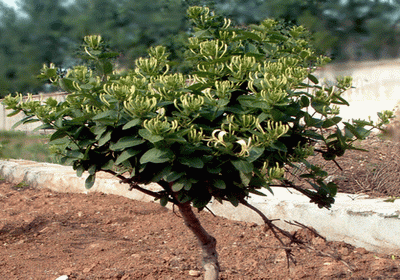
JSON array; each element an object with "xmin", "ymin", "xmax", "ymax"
[
  {"xmin": 1, "ymin": 0, "xmax": 400, "ymax": 97},
  {"xmin": 0, "ymin": 3, "xmax": 21, "ymax": 97},
  {"xmin": 0, "ymin": 0, "xmax": 70, "ymax": 96},
  {"xmin": 264, "ymin": 0, "xmax": 400, "ymax": 60},
  {"xmin": 3, "ymin": 6, "xmax": 392, "ymax": 279}
]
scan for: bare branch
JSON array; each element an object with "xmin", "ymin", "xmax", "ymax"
[
  {"xmin": 103, "ymin": 170, "xmax": 163, "ymax": 200},
  {"xmin": 204, "ymin": 205, "xmax": 217, "ymax": 217}
]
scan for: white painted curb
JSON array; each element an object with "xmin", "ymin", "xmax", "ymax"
[{"xmin": 0, "ymin": 159, "xmax": 399, "ymax": 255}]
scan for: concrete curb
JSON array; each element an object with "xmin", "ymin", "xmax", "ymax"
[{"xmin": 0, "ymin": 159, "xmax": 399, "ymax": 255}]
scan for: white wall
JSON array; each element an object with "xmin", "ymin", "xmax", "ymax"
[
  {"xmin": 315, "ymin": 59, "xmax": 400, "ymax": 123},
  {"xmin": 0, "ymin": 92, "xmax": 67, "ymax": 133}
]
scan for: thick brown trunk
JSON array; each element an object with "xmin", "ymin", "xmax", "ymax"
[{"xmin": 177, "ymin": 202, "xmax": 219, "ymax": 280}]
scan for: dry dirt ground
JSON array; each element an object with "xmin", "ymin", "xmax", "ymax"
[{"xmin": 0, "ymin": 136, "xmax": 400, "ymax": 280}]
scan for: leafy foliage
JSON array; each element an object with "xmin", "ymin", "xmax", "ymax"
[
  {"xmin": 3, "ymin": 6, "xmax": 393, "ymax": 210},
  {"xmin": 263, "ymin": 0, "xmax": 400, "ymax": 60}
]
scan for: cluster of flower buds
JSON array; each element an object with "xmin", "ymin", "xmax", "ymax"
[
  {"xmin": 174, "ymin": 94, "xmax": 204, "ymax": 116},
  {"xmin": 262, "ymin": 162, "xmax": 285, "ymax": 181},
  {"xmin": 124, "ymin": 96, "xmax": 157, "ymax": 118},
  {"xmin": 143, "ymin": 114, "xmax": 178, "ymax": 136},
  {"xmin": 226, "ymin": 56, "xmax": 256, "ymax": 80},
  {"xmin": 103, "ymin": 83, "xmax": 135, "ymax": 101},
  {"xmin": 84, "ymin": 35, "xmax": 103, "ymax": 50}
]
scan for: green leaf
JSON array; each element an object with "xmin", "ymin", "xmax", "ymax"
[
  {"xmin": 122, "ymin": 119, "xmax": 141, "ymax": 130},
  {"xmin": 269, "ymin": 33, "xmax": 288, "ymax": 42},
  {"xmin": 172, "ymin": 180, "xmax": 185, "ymax": 192},
  {"xmin": 311, "ymin": 101, "xmax": 328, "ymax": 116},
  {"xmin": 238, "ymin": 95, "xmax": 269, "ymax": 109},
  {"xmin": 138, "ymin": 129, "xmax": 164, "ymax": 143},
  {"xmin": 11, "ymin": 116, "xmax": 39, "ymax": 129},
  {"xmin": 187, "ymin": 81, "xmax": 213, "ymax": 92},
  {"xmin": 80, "ymin": 83, "xmax": 94, "ymax": 90},
  {"xmin": 179, "ymin": 156, "xmax": 204, "ymax": 169},
  {"xmin": 192, "ymin": 194, "xmax": 211, "ymax": 209},
  {"xmin": 159, "ymin": 196, "xmax": 169, "ymax": 207},
  {"xmin": 227, "ymin": 193, "xmax": 239, "ymax": 207},
  {"xmin": 164, "ymin": 134, "xmax": 187, "ymax": 144},
  {"xmin": 165, "ymin": 171, "xmax": 185, "ymax": 182},
  {"xmin": 92, "ymin": 125, "xmax": 107, "ymax": 137},
  {"xmin": 59, "ymin": 78, "xmax": 76, "ymax": 92},
  {"xmin": 232, "ymin": 160, "xmax": 254, "ymax": 173},
  {"xmin": 308, "ymin": 74, "xmax": 319, "ymax": 84},
  {"xmin": 214, "ymin": 179, "xmax": 226, "ymax": 190},
  {"xmin": 115, "ymin": 149, "xmax": 140, "ymax": 165},
  {"xmin": 152, "ymin": 165, "xmax": 172, "ymax": 182},
  {"xmin": 271, "ymin": 141, "xmax": 287, "ymax": 152},
  {"xmin": 304, "ymin": 113, "xmax": 324, "ymax": 128},
  {"xmin": 184, "ymin": 181, "xmax": 193, "ymax": 191},
  {"xmin": 93, "ymin": 110, "xmax": 118, "ymax": 121},
  {"xmin": 300, "ymin": 173, "xmax": 315, "ymax": 179},
  {"xmin": 239, "ymin": 171, "xmax": 252, "ymax": 186},
  {"xmin": 110, "ymin": 136, "xmax": 145, "ymax": 151},
  {"xmin": 193, "ymin": 29, "xmax": 211, "ymax": 38},
  {"xmin": 300, "ymin": 96, "xmax": 310, "ymax": 107},
  {"xmin": 60, "ymin": 156, "xmax": 74, "ymax": 166},
  {"xmin": 248, "ymin": 188, "xmax": 267, "ymax": 196},
  {"xmin": 300, "ymin": 50, "xmax": 310, "ymax": 59},
  {"xmin": 66, "ymin": 150, "xmax": 84, "ymax": 159},
  {"xmin": 140, "ymin": 148, "xmax": 173, "ymax": 164},
  {"xmin": 85, "ymin": 174, "xmax": 95, "ymax": 189},
  {"xmin": 6, "ymin": 110, "xmax": 21, "ymax": 117},
  {"xmin": 55, "ymin": 117, "xmax": 63, "ymax": 128},
  {"xmin": 79, "ymin": 139, "xmax": 96, "ymax": 147},
  {"xmin": 236, "ymin": 31, "xmax": 262, "ymax": 41},
  {"xmin": 98, "ymin": 131, "xmax": 112, "ymax": 147},
  {"xmin": 207, "ymin": 166, "xmax": 222, "ymax": 174},
  {"xmin": 249, "ymin": 173, "xmax": 271, "ymax": 191},
  {"xmin": 21, "ymin": 116, "xmax": 38, "ymax": 125},
  {"xmin": 247, "ymin": 146, "xmax": 265, "ymax": 163},
  {"xmin": 334, "ymin": 95, "xmax": 350, "ymax": 106},
  {"xmin": 88, "ymin": 164, "xmax": 96, "ymax": 175},
  {"xmin": 101, "ymin": 159, "xmax": 114, "ymax": 170},
  {"xmin": 44, "ymin": 68, "xmax": 57, "ymax": 77},
  {"xmin": 322, "ymin": 117, "xmax": 342, "ymax": 128},
  {"xmin": 245, "ymin": 43, "xmax": 258, "ymax": 53},
  {"xmin": 301, "ymin": 130, "xmax": 324, "ymax": 140},
  {"xmin": 33, "ymin": 123, "xmax": 53, "ymax": 132},
  {"xmin": 343, "ymin": 122, "xmax": 370, "ymax": 139},
  {"xmin": 326, "ymin": 182, "xmax": 338, "ymax": 197},
  {"xmin": 192, "ymin": 71, "xmax": 217, "ymax": 78},
  {"xmin": 50, "ymin": 129, "xmax": 68, "ymax": 142},
  {"xmin": 76, "ymin": 165, "xmax": 85, "ymax": 177}
]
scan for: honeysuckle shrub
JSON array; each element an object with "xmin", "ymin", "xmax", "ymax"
[{"xmin": 3, "ymin": 6, "xmax": 392, "ymax": 211}]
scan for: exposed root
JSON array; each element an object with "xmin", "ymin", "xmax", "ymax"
[
  {"xmin": 285, "ymin": 220, "xmax": 326, "ymax": 241},
  {"xmin": 239, "ymin": 199, "xmax": 304, "ymax": 266}
]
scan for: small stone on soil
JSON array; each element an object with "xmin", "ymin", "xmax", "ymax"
[
  {"xmin": 55, "ymin": 276, "xmax": 69, "ymax": 280},
  {"xmin": 188, "ymin": 270, "xmax": 201, "ymax": 277}
]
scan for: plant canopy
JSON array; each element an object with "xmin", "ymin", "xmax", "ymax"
[{"xmin": 3, "ymin": 6, "xmax": 393, "ymax": 279}]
